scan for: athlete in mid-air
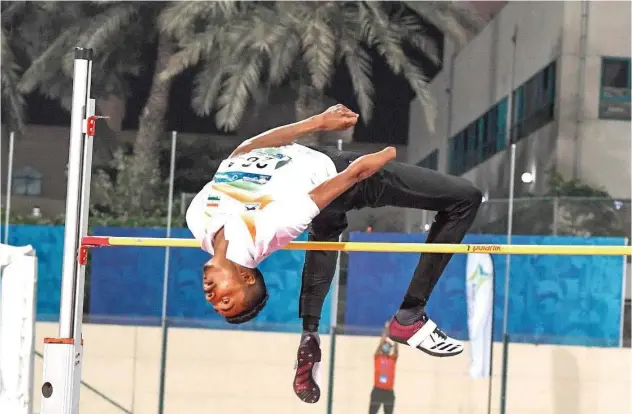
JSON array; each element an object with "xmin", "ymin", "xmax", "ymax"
[{"xmin": 186, "ymin": 104, "xmax": 482, "ymax": 404}]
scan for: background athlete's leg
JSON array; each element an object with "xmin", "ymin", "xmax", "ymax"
[
  {"xmin": 360, "ymin": 159, "xmax": 482, "ymax": 355},
  {"xmin": 294, "ymin": 211, "xmax": 348, "ymax": 404},
  {"xmin": 368, "ymin": 388, "xmax": 382, "ymax": 414},
  {"xmin": 383, "ymin": 391, "xmax": 395, "ymax": 414}
]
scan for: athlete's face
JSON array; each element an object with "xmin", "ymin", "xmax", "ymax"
[{"xmin": 202, "ymin": 259, "xmax": 252, "ymax": 318}]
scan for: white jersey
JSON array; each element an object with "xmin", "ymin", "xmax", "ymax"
[{"xmin": 186, "ymin": 144, "xmax": 337, "ymax": 268}]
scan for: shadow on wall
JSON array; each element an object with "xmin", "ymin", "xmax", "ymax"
[{"xmin": 553, "ymin": 347, "xmax": 579, "ymax": 414}]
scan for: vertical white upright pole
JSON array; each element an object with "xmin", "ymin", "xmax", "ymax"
[
  {"xmin": 498, "ymin": 143, "xmax": 516, "ymax": 414},
  {"xmin": 157, "ymin": 131, "xmax": 177, "ymax": 414},
  {"xmin": 40, "ymin": 47, "xmax": 93, "ymax": 414},
  {"xmin": 502, "ymin": 144, "xmax": 516, "ymax": 336},
  {"xmin": 1, "ymin": 130, "xmax": 3, "ymax": 232},
  {"xmin": 58, "ymin": 49, "xmax": 91, "ymax": 339},
  {"xmin": 4, "ymin": 132, "xmax": 15, "ymax": 244}
]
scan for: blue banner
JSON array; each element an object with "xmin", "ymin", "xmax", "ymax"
[{"xmin": 344, "ymin": 232, "xmax": 626, "ymax": 347}]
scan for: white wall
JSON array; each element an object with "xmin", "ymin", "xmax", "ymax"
[
  {"xmin": 557, "ymin": 1, "xmax": 631, "ymax": 198},
  {"xmin": 407, "ymin": 0, "xmax": 631, "ymax": 233},
  {"xmin": 406, "ymin": 2, "xmax": 566, "ymax": 228},
  {"xmin": 408, "ymin": 1, "xmax": 565, "ymax": 178}
]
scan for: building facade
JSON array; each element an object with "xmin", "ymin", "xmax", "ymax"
[{"xmin": 406, "ymin": 1, "xmax": 631, "ymax": 228}]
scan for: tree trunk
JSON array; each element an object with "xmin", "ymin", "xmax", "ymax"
[{"xmin": 129, "ymin": 32, "xmax": 174, "ymax": 213}]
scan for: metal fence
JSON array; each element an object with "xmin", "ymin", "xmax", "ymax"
[{"xmin": 470, "ymin": 197, "xmax": 631, "ymax": 238}]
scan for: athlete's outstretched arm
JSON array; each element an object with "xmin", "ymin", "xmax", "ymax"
[
  {"xmin": 309, "ymin": 147, "xmax": 397, "ymax": 210},
  {"xmin": 230, "ymin": 104, "xmax": 358, "ymax": 157}
]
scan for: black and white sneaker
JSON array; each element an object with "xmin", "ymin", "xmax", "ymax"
[{"xmin": 388, "ymin": 315, "xmax": 463, "ymax": 357}]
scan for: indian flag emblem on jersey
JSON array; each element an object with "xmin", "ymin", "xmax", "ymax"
[{"xmin": 207, "ymin": 195, "xmax": 220, "ymax": 208}]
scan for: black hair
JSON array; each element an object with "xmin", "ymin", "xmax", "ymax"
[{"xmin": 225, "ymin": 268, "xmax": 269, "ymax": 324}]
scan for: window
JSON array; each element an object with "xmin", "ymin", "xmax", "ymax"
[
  {"xmin": 12, "ymin": 166, "xmax": 42, "ymax": 196},
  {"xmin": 416, "ymin": 149, "xmax": 438, "ymax": 170},
  {"xmin": 600, "ymin": 57, "xmax": 631, "ymax": 120},
  {"xmin": 511, "ymin": 61, "xmax": 556, "ymax": 142},
  {"xmin": 448, "ymin": 98, "xmax": 508, "ymax": 175}
]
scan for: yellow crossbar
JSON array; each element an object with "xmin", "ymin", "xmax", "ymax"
[{"xmin": 91, "ymin": 236, "xmax": 632, "ymax": 256}]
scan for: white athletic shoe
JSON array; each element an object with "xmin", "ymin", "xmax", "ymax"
[{"xmin": 388, "ymin": 315, "xmax": 464, "ymax": 357}]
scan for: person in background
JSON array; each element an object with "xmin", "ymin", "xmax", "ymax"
[{"xmin": 369, "ymin": 321, "xmax": 399, "ymax": 414}]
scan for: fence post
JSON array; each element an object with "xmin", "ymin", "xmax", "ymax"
[
  {"xmin": 157, "ymin": 131, "xmax": 177, "ymax": 414},
  {"xmin": 499, "ymin": 333, "xmax": 510, "ymax": 414},
  {"xmin": 4, "ymin": 131, "xmax": 15, "ymax": 244},
  {"xmin": 552, "ymin": 197, "xmax": 559, "ymax": 236}
]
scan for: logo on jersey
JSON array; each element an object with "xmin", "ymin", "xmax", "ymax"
[
  {"xmin": 245, "ymin": 203, "xmax": 260, "ymax": 211},
  {"xmin": 213, "ymin": 171, "xmax": 272, "ymax": 192},
  {"xmin": 212, "ymin": 149, "xmax": 294, "ymax": 192}
]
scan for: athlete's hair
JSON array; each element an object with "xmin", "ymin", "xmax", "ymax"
[{"xmin": 225, "ymin": 268, "xmax": 268, "ymax": 324}]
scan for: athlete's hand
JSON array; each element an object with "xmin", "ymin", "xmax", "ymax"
[{"xmin": 314, "ymin": 104, "xmax": 359, "ymax": 131}]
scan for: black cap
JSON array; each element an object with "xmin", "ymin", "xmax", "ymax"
[{"xmin": 74, "ymin": 47, "xmax": 94, "ymax": 60}]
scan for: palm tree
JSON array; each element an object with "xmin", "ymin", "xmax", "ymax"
[
  {"xmin": 15, "ymin": 2, "xmax": 168, "ymax": 213},
  {"xmin": 1, "ymin": 27, "xmax": 25, "ymax": 133},
  {"xmin": 15, "ymin": 1, "xmax": 483, "ymax": 212},
  {"xmin": 161, "ymin": 1, "xmax": 484, "ymax": 142},
  {"xmin": 14, "ymin": 1, "xmax": 245, "ymax": 214}
]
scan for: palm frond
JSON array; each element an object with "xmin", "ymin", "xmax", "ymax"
[
  {"xmin": 268, "ymin": 30, "xmax": 300, "ymax": 86},
  {"xmin": 18, "ymin": 22, "xmax": 84, "ymax": 93},
  {"xmin": 435, "ymin": 2, "xmax": 486, "ymax": 35},
  {"xmin": 215, "ymin": 52, "xmax": 264, "ymax": 131},
  {"xmin": 339, "ymin": 31, "xmax": 374, "ymax": 121},
  {"xmin": 56, "ymin": 3, "xmax": 140, "ymax": 76},
  {"xmin": 404, "ymin": 1, "xmax": 482, "ymax": 47},
  {"xmin": 403, "ymin": 62, "xmax": 436, "ymax": 132},
  {"xmin": 1, "ymin": 1, "xmax": 27, "ymax": 25},
  {"xmin": 1, "ymin": 29, "xmax": 25, "ymax": 132},
  {"xmin": 391, "ymin": 13, "xmax": 441, "ymax": 65},
  {"xmin": 159, "ymin": 1, "xmax": 221, "ymax": 39},
  {"xmin": 85, "ymin": 3, "xmax": 140, "ymax": 51},
  {"xmin": 36, "ymin": 71, "xmax": 74, "ymax": 111},
  {"xmin": 191, "ymin": 63, "xmax": 225, "ymax": 117},
  {"xmin": 361, "ymin": 2, "xmax": 407, "ymax": 74},
  {"xmin": 299, "ymin": 5, "xmax": 336, "ymax": 90},
  {"xmin": 159, "ymin": 31, "xmax": 217, "ymax": 81},
  {"xmin": 239, "ymin": 6, "xmax": 289, "ymax": 55}
]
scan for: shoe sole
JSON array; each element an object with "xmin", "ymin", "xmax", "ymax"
[
  {"xmin": 389, "ymin": 335, "xmax": 464, "ymax": 358},
  {"xmin": 293, "ymin": 344, "xmax": 321, "ymax": 404}
]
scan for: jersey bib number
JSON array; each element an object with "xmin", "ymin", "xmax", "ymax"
[{"xmin": 219, "ymin": 150, "xmax": 292, "ymax": 175}]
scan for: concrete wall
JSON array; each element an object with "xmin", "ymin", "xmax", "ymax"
[
  {"xmin": 32, "ymin": 322, "xmax": 630, "ymax": 414},
  {"xmin": 406, "ymin": 2, "xmax": 566, "ymax": 228},
  {"xmin": 407, "ymin": 1, "xmax": 631, "ymax": 209},
  {"xmin": 557, "ymin": 1, "xmax": 632, "ymax": 198}
]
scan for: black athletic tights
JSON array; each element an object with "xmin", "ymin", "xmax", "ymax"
[{"xmin": 299, "ymin": 147, "xmax": 483, "ymax": 326}]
